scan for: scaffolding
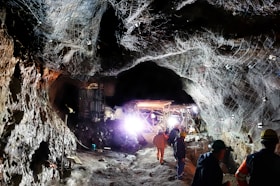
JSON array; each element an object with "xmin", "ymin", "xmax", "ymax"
[{"xmin": 122, "ymin": 100, "xmax": 199, "ymax": 133}]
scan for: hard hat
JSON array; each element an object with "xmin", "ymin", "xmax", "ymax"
[
  {"xmin": 180, "ymin": 131, "xmax": 187, "ymax": 138},
  {"xmin": 260, "ymin": 129, "xmax": 279, "ymax": 142},
  {"xmin": 211, "ymin": 140, "xmax": 227, "ymax": 152}
]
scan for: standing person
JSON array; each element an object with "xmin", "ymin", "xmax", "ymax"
[
  {"xmin": 235, "ymin": 129, "xmax": 280, "ymax": 186},
  {"xmin": 168, "ymin": 125, "xmax": 180, "ymax": 146},
  {"xmin": 153, "ymin": 129, "xmax": 168, "ymax": 165},
  {"xmin": 191, "ymin": 140, "xmax": 231, "ymax": 186},
  {"xmin": 174, "ymin": 131, "xmax": 187, "ymax": 180},
  {"xmin": 168, "ymin": 126, "xmax": 180, "ymax": 160}
]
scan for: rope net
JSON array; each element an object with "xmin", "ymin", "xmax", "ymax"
[{"xmin": 4, "ymin": 0, "xmax": 280, "ymax": 138}]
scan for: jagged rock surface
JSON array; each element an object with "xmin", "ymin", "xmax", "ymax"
[{"xmin": 1, "ymin": 0, "xmax": 280, "ymax": 185}]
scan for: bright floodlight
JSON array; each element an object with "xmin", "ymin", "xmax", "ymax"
[
  {"xmin": 150, "ymin": 113, "xmax": 156, "ymax": 119},
  {"xmin": 191, "ymin": 105, "xmax": 199, "ymax": 114},
  {"xmin": 167, "ymin": 116, "xmax": 179, "ymax": 129},
  {"xmin": 123, "ymin": 115, "xmax": 145, "ymax": 134}
]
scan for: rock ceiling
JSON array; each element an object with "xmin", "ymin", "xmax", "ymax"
[{"xmin": 0, "ymin": 0, "xmax": 280, "ymax": 185}]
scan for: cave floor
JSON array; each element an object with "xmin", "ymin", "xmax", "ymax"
[{"xmin": 53, "ymin": 137, "xmax": 237, "ymax": 186}]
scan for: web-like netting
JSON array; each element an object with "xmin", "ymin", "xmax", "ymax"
[
  {"xmin": 2, "ymin": 1, "xmax": 280, "ymax": 184},
  {"xmin": 5, "ymin": 0, "xmax": 109, "ymax": 76},
  {"xmin": 211, "ymin": 0, "xmax": 280, "ymax": 15},
  {"xmin": 158, "ymin": 32, "xmax": 280, "ymax": 139},
  {"xmin": 135, "ymin": 32, "xmax": 280, "ymax": 138},
  {"xmin": 107, "ymin": 0, "xmax": 280, "ymax": 139},
  {"xmin": 4, "ymin": 0, "xmax": 280, "ymax": 139}
]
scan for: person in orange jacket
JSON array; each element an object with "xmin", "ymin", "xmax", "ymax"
[
  {"xmin": 235, "ymin": 129, "xmax": 280, "ymax": 186},
  {"xmin": 153, "ymin": 129, "xmax": 168, "ymax": 164}
]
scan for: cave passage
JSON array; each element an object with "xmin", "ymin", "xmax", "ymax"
[
  {"xmin": 106, "ymin": 61, "xmax": 195, "ymax": 107},
  {"xmin": 49, "ymin": 61, "xmax": 196, "ymax": 118},
  {"xmin": 47, "ymin": 61, "xmax": 197, "ymax": 153}
]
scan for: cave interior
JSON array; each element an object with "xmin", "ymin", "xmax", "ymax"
[{"xmin": 0, "ymin": 0, "xmax": 280, "ymax": 185}]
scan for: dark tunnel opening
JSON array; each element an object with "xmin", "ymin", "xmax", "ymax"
[
  {"xmin": 53, "ymin": 82, "xmax": 79, "ymax": 114},
  {"xmin": 105, "ymin": 61, "xmax": 195, "ymax": 107},
  {"xmin": 49, "ymin": 75, "xmax": 80, "ymax": 128}
]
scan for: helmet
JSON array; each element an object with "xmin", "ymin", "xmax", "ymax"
[
  {"xmin": 261, "ymin": 129, "xmax": 279, "ymax": 142},
  {"xmin": 211, "ymin": 140, "xmax": 227, "ymax": 152},
  {"xmin": 180, "ymin": 131, "xmax": 187, "ymax": 138}
]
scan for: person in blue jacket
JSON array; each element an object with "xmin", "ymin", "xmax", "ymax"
[
  {"xmin": 191, "ymin": 139, "xmax": 231, "ymax": 186},
  {"xmin": 167, "ymin": 126, "xmax": 180, "ymax": 146},
  {"xmin": 174, "ymin": 131, "xmax": 187, "ymax": 180}
]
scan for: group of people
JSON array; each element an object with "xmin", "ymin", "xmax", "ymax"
[
  {"xmin": 153, "ymin": 127, "xmax": 280, "ymax": 186},
  {"xmin": 152, "ymin": 126, "xmax": 187, "ymax": 180}
]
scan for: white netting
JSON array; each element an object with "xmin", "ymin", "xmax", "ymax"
[
  {"xmin": 7, "ymin": 0, "xmax": 108, "ymax": 77},
  {"xmin": 1, "ymin": 1, "xmax": 280, "ymax": 184},
  {"xmin": 101, "ymin": 0, "xmax": 280, "ymax": 138},
  {"xmin": 109, "ymin": 0, "xmax": 154, "ymax": 52},
  {"xmin": 118, "ymin": 29, "xmax": 280, "ymax": 137},
  {"xmin": 210, "ymin": 0, "xmax": 280, "ymax": 15},
  {"xmin": 2, "ymin": 0, "xmax": 280, "ymax": 157},
  {"xmin": 42, "ymin": 0, "xmax": 107, "ymax": 74}
]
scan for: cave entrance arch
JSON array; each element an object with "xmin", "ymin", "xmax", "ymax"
[
  {"xmin": 48, "ymin": 61, "xmax": 201, "ymax": 152},
  {"xmin": 106, "ymin": 61, "xmax": 195, "ymax": 107},
  {"xmin": 101, "ymin": 61, "xmax": 204, "ymax": 151}
]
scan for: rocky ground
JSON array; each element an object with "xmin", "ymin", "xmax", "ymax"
[{"xmin": 47, "ymin": 135, "xmax": 237, "ymax": 186}]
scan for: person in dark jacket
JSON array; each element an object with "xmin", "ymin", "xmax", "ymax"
[
  {"xmin": 235, "ymin": 129, "xmax": 280, "ymax": 186},
  {"xmin": 174, "ymin": 131, "xmax": 187, "ymax": 180},
  {"xmin": 191, "ymin": 139, "xmax": 231, "ymax": 186},
  {"xmin": 167, "ymin": 126, "xmax": 180, "ymax": 146}
]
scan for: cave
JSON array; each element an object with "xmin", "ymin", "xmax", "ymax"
[
  {"xmin": 1, "ymin": 0, "xmax": 280, "ymax": 185},
  {"xmin": 47, "ymin": 61, "xmax": 197, "ymax": 152},
  {"xmin": 108, "ymin": 61, "xmax": 195, "ymax": 107},
  {"xmin": 49, "ymin": 75, "xmax": 80, "ymax": 122}
]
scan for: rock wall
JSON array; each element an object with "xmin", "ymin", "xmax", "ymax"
[
  {"xmin": 0, "ymin": 28, "xmax": 76, "ymax": 185},
  {"xmin": 1, "ymin": 0, "xmax": 280, "ymax": 184}
]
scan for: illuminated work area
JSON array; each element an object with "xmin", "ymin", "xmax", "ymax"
[{"xmin": 1, "ymin": 0, "xmax": 280, "ymax": 185}]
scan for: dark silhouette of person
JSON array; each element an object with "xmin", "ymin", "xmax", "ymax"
[
  {"xmin": 191, "ymin": 140, "xmax": 231, "ymax": 186},
  {"xmin": 174, "ymin": 131, "xmax": 187, "ymax": 180},
  {"xmin": 235, "ymin": 129, "xmax": 280, "ymax": 186}
]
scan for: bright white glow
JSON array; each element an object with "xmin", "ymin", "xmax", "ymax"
[
  {"xmin": 257, "ymin": 122, "xmax": 263, "ymax": 129},
  {"xmin": 123, "ymin": 115, "xmax": 145, "ymax": 134},
  {"xmin": 150, "ymin": 113, "xmax": 156, "ymax": 119},
  {"xmin": 167, "ymin": 116, "xmax": 179, "ymax": 129},
  {"xmin": 191, "ymin": 105, "xmax": 199, "ymax": 114},
  {"xmin": 189, "ymin": 125, "xmax": 196, "ymax": 133}
]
